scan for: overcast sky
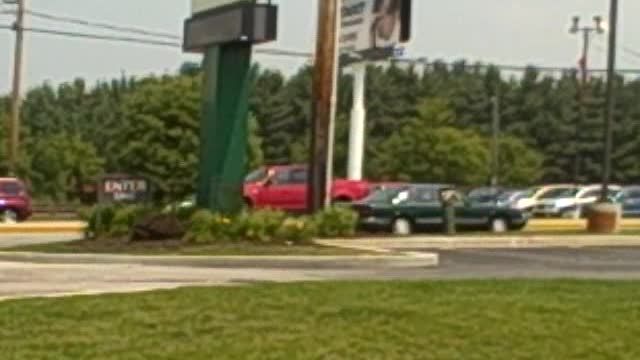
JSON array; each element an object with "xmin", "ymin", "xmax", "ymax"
[{"xmin": 1, "ymin": 0, "xmax": 640, "ymax": 94}]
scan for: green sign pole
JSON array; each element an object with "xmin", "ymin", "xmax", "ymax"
[{"xmin": 197, "ymin": 43, "xmax": 252, "ymax": 214}]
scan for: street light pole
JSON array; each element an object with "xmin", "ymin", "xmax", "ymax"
[
  {"xmin": 325, "ymin": 0, "xmax": 342, "ymax": 208},
  {"xmin": 601, "ymin": 0, "xmax": 618, "ymax": 201},
  {"xmin": 569, "ymin": 15, "xmax": 604, "ymax": 184},
  {"xmin": 8, "ymin": 0, "xmax": 26, "ymax": 175}
]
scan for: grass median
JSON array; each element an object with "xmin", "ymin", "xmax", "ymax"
[
  {"xmin": 1, "ymin": 281, "xmax": 639, "ymax": 359},
  {"xmin": 3, "ymin": 238, "xmax": 366, "ymax": 256}
]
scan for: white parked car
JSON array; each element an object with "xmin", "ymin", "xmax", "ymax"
[
  {"xmin": 513, "ymin": 185, "xmax": 577, "ymax": 213},
  {"xmin": 533, "ymin": 185, "xmax": 621, "ymax": 218}
]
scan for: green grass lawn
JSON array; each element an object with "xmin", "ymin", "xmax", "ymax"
[
  {"xmin": 1, "ymin": 281, "xmax": 640, "ymax": 359},
  {"xmin": 4, "ymin": 238, "xmax": 365, "ymax": 256}
]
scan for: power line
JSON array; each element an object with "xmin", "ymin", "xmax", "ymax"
[
  {"xmin": 1, "ymin": 22, "xmax": 640, "ymax": 73},
  {"xmin": 0, "ymin": 23, "xmax": 313, "ymax": 58},
  {"xmin": 25, "ymin": 9, "xmax": 181, "ymax": 40}
]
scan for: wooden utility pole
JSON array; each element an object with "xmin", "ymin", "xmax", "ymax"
[
  {"xmin": 491, "ymin": 96, "xmax": 500, "ymax": 187},
  {"xmin": 308, "ymin": 0, "xmax": 338, "ymax": 212},
  {"xmin": 601, "ymin": 0, "xmax": 618, "ymax": 201},
  {"xmin": 8, "ymin": 0, "xmax": 26, "ymax": 175}
]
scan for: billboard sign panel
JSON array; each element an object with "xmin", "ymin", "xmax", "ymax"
[
  {"xmin": 192, "ymin": 0, "xmax": 247, "ymax": 15},
  {"xmin": 340, "ymin": 0, "xmax": 411, "ymax": 60},
  {"xmin": 184, "ymin": 3, "xmax": 277, "ymax": 51}
]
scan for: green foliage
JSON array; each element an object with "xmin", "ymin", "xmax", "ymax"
[
  {"xmin": 183, "ymin": 210, "xmax": 216, "ymax": 244},
  {"xmin": 109, "ymin": 205, "xmax": 154, "ymax": 238},
  {"xmin": 371, "ymin": 123, "xmax": 491, "ymax": 185},
  {"xmin": 235, "ymin": 209, "xmax": 288, "ymax": 244},
  {"xmin": 313, "ymin": 207, "xmax": 359, "ymax": 238},
  {"xmin": 21, "ymin": 133, "xmax": 104, "ymax": 202},
  {"xmin": 497, "ymin": 136, "xmax": 544, "ymax": 186},
  {"xmin": 275, "ymin": 217, "xmax": 316, "ymax": 244},
  {"xmin": 86, "ymin": 205, "xmax": 117, "ymax": 237}
]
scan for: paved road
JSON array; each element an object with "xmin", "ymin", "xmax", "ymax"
[{"xmin": 396, "ymin": 247, "xmax": 640, "ymax": 280}]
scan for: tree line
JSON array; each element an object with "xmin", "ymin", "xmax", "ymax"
[{"xmin": 0, "ymin": 59, "xmax": 638, "ymax": 203}]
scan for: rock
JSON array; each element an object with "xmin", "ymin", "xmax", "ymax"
[{"xmin": 130, "ymin": 214, "xmax": 186, "ymax": 242}]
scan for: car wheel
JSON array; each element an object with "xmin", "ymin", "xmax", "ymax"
[
  {"xmin": 392, "ymin": 218, "xmax": 413, "ymax": 236},
  {"xmin": 2, "ymin": 209, "xmax": 18, "ymax": 224},
  {"xmin": 490, "ymin": 217, "xmax": 508, "ymax": 233}
]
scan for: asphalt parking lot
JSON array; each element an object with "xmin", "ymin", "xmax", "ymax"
[{"xmin": 400, "ymin": 247, "xmax": 640, "ymax": 280}]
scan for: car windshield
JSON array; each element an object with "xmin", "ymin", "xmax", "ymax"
[
  {"xmin": 498, "ymin": 191, "xmax": 522, "ymax": 202},
  {"xmin": 0, "ymin": 181, "xmax": 23, "ymax": 195},
  {"xmin": 245, "ymin": 168, "xmax": 268, "ymax": 183},
  {"xmin": 363, "ymin": 187, "xmax": 404, "ymax": 203},
  {"xmin": 539, "ymin": 188, "xmax": 577, "ymax": 199}
]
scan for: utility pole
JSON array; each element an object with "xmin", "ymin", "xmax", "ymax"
[
  {"xmin": 308, "ymin": 0, "xmax": 338, "ymax": 212},
  {"xmin": 569, "ymin": 15, "xmax": 604, "ymax": 184},
  {"xmin": 491, "ymin": 96, "xmax": 500, "ymax": 187},
  {"xmin": 7, "ymin": 0, "xmax": 26, "ymax": 175},
  {"xmin": 601, "ymin": 0, "xmax": 618, "ymax": 201}
]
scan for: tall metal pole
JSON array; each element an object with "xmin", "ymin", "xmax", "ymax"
[
  {"xmin": 308, "ymin": 0, "xmax": 338, "ymax": 212},
  {"xmin": 601, "ymin": 0, "xmax": 618, "ymax": 201},
  {"xmin": 347, "ymin": 62, "xmax": 366, "ymax": 181},
  {"xmin": 491, "ymin": 96, "xmax": 500, "ymax": 187},
  {"xmin": 8, "ymin": 0, "xmax": 26, "ymax": 175},
  {"xmin": 325, "ymin": 0, "xmax": 342, "ymax": 208}
]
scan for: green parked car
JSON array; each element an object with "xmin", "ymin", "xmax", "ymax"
[{"xmin": 352, "ymin": 184, "xmax": 529, "ymax": 235}]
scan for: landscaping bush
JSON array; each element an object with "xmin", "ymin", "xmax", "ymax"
[
  {"xmin": 109, "ymin": 205, "xmax": 154, "ymax": 237},
  {"xmin": 313, "ymin": 207, "xmax": 359, "ymax": 238},
  {"xmin": 86, "ymin": 205, "xmax": 117, "ymax": 238},
  {"xmin": 275, "ymin": 216, "xmax": 317, "ymax": 244},
  {"xmin": 183, "ymin": 210, "xmax": 216, "ymax": 244},
  {"xmin": 236, "ymin": 209, "xmax": 287, "ymax": 244}
]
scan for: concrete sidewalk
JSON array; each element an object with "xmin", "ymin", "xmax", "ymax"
[
  {"xmin": 0, "ymin": 251, "xmax": 438, "ymax": 269},
  {"xmin": 318, "ymin": 234, "xmax": 640, "ymax": 252}
]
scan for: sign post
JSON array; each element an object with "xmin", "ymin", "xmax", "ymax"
[
  {"xmin": 184, "ymin": 0, "xmax": 277, "ymax": 214},
  {"xmin": 340, "ymin": 0, "xmax": 412, "ymax": 180}
]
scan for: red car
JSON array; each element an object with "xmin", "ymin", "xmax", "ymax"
[
  {"xmin": 244, "ymin": 165, "xmax": 371, "ymax": 211},
  {"xmin": 0, "ymin": 178, "xmax": 32, "ymax": 223}
]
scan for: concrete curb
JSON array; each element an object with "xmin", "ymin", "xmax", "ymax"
[
  {"xmin": 0, "ymin": 222, "xmax": 85, "ymax": 235},
  {"xmin": 0, "ymin": 251, "xmax": 438, "ymax": 269},
  {"xmin": 318, "ymin": 235, "xmax": 640, "ymax": 251}
]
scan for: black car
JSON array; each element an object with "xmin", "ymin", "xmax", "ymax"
[{"xmin": 352, "ymin": 184, "xmax": 529, "ymax": 235}]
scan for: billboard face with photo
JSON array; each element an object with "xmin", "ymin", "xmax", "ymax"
[{"xmin": 340, "ymin": 0, "xmax": 411, "ymax": 60}]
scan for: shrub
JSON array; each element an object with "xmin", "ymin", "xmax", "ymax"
[
  {"xmin": 313, "ymin": 207, "xmax": 358, "ymax": 238},
  {"xmin": 275, "ymin": 216, "xmax": 317, "ymax": 244},
  {"xmin": 237, "ymin": 209, "xmax": 287, "ymax": 244},
  {"xmin": 109, "ymin": 205, "xmax": 154, "ymax": 237},
  {"xmin": 86, "ymin": 205, "xmax": 117, "ymax": 238},
  {"xmin": 183, "ymin": 210, "xmax": 216, "ymax": 244}
]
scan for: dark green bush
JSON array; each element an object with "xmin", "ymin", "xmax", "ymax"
[
  {"xmin": 275, "ymin": 216, "xmax": 317, "ymax": 244},
  {"xmin": 109, "ymin": 205, "xmax": 154, "ymax": 237},
  {"xmin": 183, "ymin": 210, "xmax": 216, "ymax": 244},
  {"xmin": 313, "ymin": 207, "xmax": 359, "ymax": 238}
]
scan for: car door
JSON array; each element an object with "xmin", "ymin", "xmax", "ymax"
[
  {"xmin": 623, "ymin": 190, "xmax": 640, "ymax": 217},
  {"xmin": 410, "ymin": 188, "xmax": 444, "ymax": 231},
  {"xmin": 455, "ymin": 195, "xmax": 490, "ymax": 229},
  {"xmin": 256, "ymin": 168, "xmax": 295, "ymax": 210}
]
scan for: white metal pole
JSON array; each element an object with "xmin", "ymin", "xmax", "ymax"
[
  {"xmin": 325, "ymin": 0, "xmax": 341, "ymax": 208},
  {"xmin": 347, "ymin": 62, "xmax": 366, "ymax": 181}
]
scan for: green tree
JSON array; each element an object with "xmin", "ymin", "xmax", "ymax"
[
  {"xmin": 496, "ymin": 136, "xmax": 544, "ymax": 186},
  {"xmin": 24, "ymin": 133, "xmax": 104, "ymax": 202},
  {"xmin": 370, "ymin": 122, "xmax": 490, "ymax": 185}
]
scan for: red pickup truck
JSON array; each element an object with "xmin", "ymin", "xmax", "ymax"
[{"xmin": 243, "ymin": 165, "xmax": 371, "ymax": 211}]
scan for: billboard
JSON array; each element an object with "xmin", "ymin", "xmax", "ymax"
[
  {"xmin": 192, "ymin": 0, "xmax": 247, "ymax": 15},
  {"xmin": 184, "ymin": 3, "xmax": 277, "ymax": 52},
  {"xmin": 340, "ymin": 0, "xmax": 411, "ymax": 60}
]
